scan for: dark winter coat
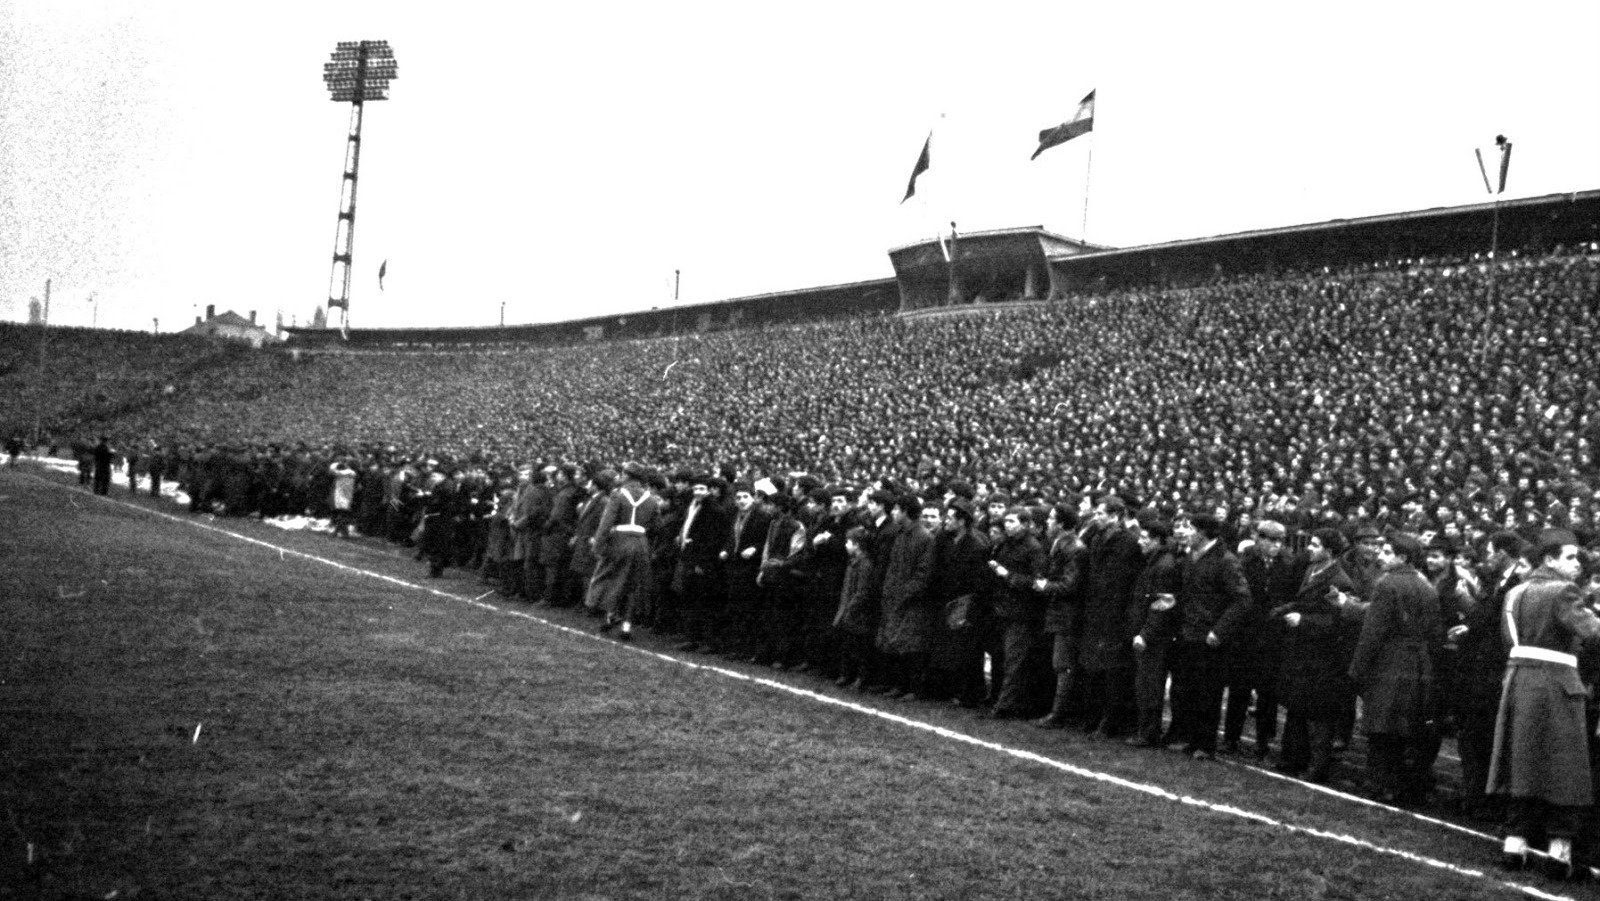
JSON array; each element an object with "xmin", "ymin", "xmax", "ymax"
[
  {"xmin": 1488, "ymin": 566, "xmax": 1600, "ymax": 805},
  {"xmin": 1040, "ymin": 532, "xmax": 1087, "ymax": 635},
  {"xmin": 567, "ymin": 490, "xmax": 608, "ymax": 577},
  {"xmin": 834, "ymin": 553, "xmax": 877, "ymax": 635},
  {"xmin": 1177, "ymin": 540, "xmax": 1253, "ymax": 645},
  {"xmin": 1453, "ymin": 566, "xmax": 1524, "ymax": 717},
  {"xmin": 1238, "ymin": 548, "xmax": 1305, "ymax": 680},
  {"xmin": 1275, "ymin": 558, "xmax": 1357, "ymax": 718},
  {"xmin": 988, "ymin": 533, "xmax": 1047, "ymax": 624},
  {"xmin": 877, "ymin": 522, "xmax": 937, "ymax": 654},
  {"xmin": 1131, "ymin": 545, "xmax": 1186, "ymax": 646},
  {"xmin": 538, "ymin": 484, "xmax": 581, "ymax": 566},
  {"xmin": 1079, "ymin": 526, "xmax": 1144, "ymax": 671},
  {"xmin": 1348, "ymin": 564, "xmax": 1442, "ymax": 737}
]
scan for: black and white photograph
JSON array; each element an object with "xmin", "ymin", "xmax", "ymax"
[{"xmin": 3, "ymin": 1, "xmax": 1600, "ymax": 897}]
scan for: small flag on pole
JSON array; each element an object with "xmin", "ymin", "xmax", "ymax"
[
  {"xmin": 902, "ymin": 134, "xmax": 931, "ymax": 203},
  {"xmin": 1475, "ymin": 136, "xmax": 1513, "ymax": 195},
  {"xmin": 1032, "ymin": 89, "xmax": 1095, "ymax": 160},
  {"xmin": 378, "ymin": 259, "xmax": 388, "ymax": 291}
]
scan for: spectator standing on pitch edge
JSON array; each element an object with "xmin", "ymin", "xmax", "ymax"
[
  {"xmin": 1348, "ymin": 532, "xmax": 1443, "ymax": 806},
  {"xmin": 91, "ymin": 436, "xmax": 114, "ymax": 495},
  {"xmin": 329, "ymin": 455, "xmax": 357, "ymax": 538},
  {"xmin": 1168, "ymin": 513, "xmax": 1253, "ymax": 760},
  {"xmin": 1488, "ymin": 529, "xmax": 1600, "ymax": 879}
]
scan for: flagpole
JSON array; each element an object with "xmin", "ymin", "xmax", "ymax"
[
  {"xmin": 1474, "ymin": 135, "xmax": 1511, "ymax": 372},
  {"xmin": 1081, "ymin": 142, "xmax": 1094, "ymax": 241}
]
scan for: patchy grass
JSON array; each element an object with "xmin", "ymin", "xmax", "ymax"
[{"xmin": 0, "ymin": 466, "xmax": 1560, "ymax": 899}]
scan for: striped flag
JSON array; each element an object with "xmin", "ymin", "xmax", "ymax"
[{"xmin": 1032, "ymin": 90, "xmax": 1095, "ymax": 160}]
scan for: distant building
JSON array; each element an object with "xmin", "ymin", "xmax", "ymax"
[
  {"xmin": 180, "ymin": 305, "xmax": 280, "ymax": 349},
  {"xmin": 28, "ymin": 298, "xmax": 43, "ymax": 325}
]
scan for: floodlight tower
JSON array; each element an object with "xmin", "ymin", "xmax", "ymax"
[{"xmin": 321, "ymin": 40, "xmax": 397, "ymax": 335}]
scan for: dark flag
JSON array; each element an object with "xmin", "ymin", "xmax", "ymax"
[
  {"xmin": 1475, "ymin": 135, "xmax": 1513, "ymax": 195},
  {"xmin": 902, "ymin": 134, "xmax": 931, "ymax": 203},
  {"xmin": 1032, "ymin": 89, "xmax": 1095, "ymax": 160},
  {"xmin": 1495, "ymin": 135, "xmax": 1512, "ymax": 194},
  {"xmin": 378, "ymin": 259, "xmax": 388, "ymax": 291}
]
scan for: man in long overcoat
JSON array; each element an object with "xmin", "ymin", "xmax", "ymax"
[
  {"xmin": 586, "ymin": 463, "xmax": 663, "ymax": 639},
  {"xmin": 986, "ymin": 507, "xmax": 1049, "ymax": 719},
  {"xmin": 1488, "ymin": 529, "xmax": 1600, "ymax": 877},
  {"xmin": 674, "ymin": 475, "xmax": 733, "ymax": 654},
  {"xmin": 927, "ymin": 499, "xmax": 991, "ymax": 707},
  {"xmin": 875, "ymin": 497, "xmax": 937, "ymax": 698},
  {"xmin": 1228, "ymin": 519, "xmax": 1304, "ymax": 757},
  {"xmin": 1348, "ymin": 532, "xmax": 1443, "ymax": 805},
  {"xmin": 719, "ymin": 482, "xmax": 773, "ymax": 660},
  {"xmin": 510, "ymin": 466, "xmax": 554, "ymax": 602},
  {"xmin": 1169, "ymin": 513, "xmax": 1254, "ymax": 759},
  {"xmin": 567, "ymin": 470, "xmax": 613, "ymax": 609},
  {"xmin": 540, "ymin": 465, "xmax": 581, "ymax": 607},
  {"xmin": 1274, "ymin": 528, "xmax": 1355, "ymax": 781},
  {"xmin": 1076, "ymin": 499, "xmax": 1144, "ymax": 737}
]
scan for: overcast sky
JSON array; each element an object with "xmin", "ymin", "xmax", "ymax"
[{"xmin": 3, "ymin": 1, "xmax": 1597, "ymax": 333}]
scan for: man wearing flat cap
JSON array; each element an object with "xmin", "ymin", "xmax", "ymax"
[{"xmin": 1226, "ymin": 519, "xmax": 1303, "ymax": 758}]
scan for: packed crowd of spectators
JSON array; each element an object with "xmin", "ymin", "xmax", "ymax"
[
  {"xmin": 0, "ymin": 323, "xmax": 262, "ymax": 441},
  {"xmin": 10, "ymin": 247, "xmax": 1600, "ymax": 880},
  {"xmin": 13, "ymin": 250, "xmax": 1600, "ymax": 551}
]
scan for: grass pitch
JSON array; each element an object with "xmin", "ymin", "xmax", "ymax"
[{"xmin": 0, "ymin": 465, "xmax": 1570, "ymax": 899}]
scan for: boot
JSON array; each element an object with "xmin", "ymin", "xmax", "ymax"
[
  {"xmin": 1033, "ymin": 672, "xmax": 1076, "ymax": 729},
  {"xmin": 1545, "ymin": 837, "xmax": 1575, "ymax": 881},
  {"xmin": 1501, "ymin": 835, "xmax": 1528, "ymax": 872}
]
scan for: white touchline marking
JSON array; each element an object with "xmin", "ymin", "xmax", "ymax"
[
  {"xmin": 1218, "ymin": 755, "xmax": 1498, "ymax": 843},
  {"xmin": 32, "ymin": 473, "xmax": 1573, "ymax": 901}
]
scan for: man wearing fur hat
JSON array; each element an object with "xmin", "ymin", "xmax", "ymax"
[{"xmin": 1488, "ymin": 529, "xmax": 1600, "ymax": 878}]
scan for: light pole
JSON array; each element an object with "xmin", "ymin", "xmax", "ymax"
[{"xmin": 322, "ymin": 40, "xmax": 398, "ymax": 338}]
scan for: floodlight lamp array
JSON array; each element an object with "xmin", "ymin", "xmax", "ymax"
[{"xmin": 322, "ymin": 40, "xmax": 398, "ymax": 102}]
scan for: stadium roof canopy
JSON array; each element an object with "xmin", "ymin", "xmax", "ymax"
[{"xmin": 286, "ymin": 188, "xmax": 1599, "ymax": 348}]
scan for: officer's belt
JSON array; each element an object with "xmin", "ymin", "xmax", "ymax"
[{"xmin": 1509, "ymin": 646, "xmax": 1578, "ymax": 668}]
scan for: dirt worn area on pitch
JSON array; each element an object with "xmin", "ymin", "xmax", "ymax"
[{"xmin": 0, "ymin": 468, "xmax": 1545, "ymax": 899}]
